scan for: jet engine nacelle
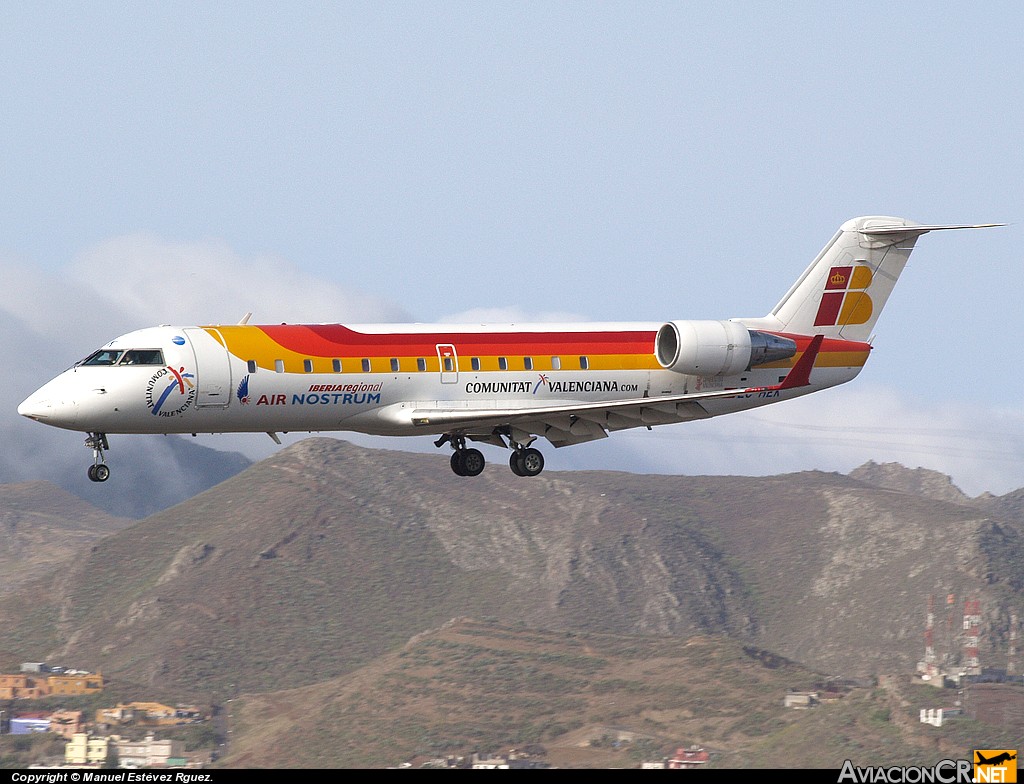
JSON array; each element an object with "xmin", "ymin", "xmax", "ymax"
[{"xmin": 654, "ymin": 320, "xmax": 797, "ymax": 376}]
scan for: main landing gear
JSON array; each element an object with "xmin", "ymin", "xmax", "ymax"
[
  {"xmin": 450, "ymin": 446, "xmax": 486, "ymax": 477},
  {"xmin": 436, "ymin": 434, "xmax": 546, "ymax": 478},
  {"xmin": 509, "ymin": 447, "xmax": 544, "ymax": 477},
  {"xmin": 85, "ymin": 432, "xmax": 110, "ymax": 482}
]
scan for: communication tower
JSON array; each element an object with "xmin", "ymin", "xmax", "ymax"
[
  {"xmin": 923, "ymin": 594, "xmax": 937, "ymax": 676},
  {"xmin": 1009, "ymin": 612, "xmax": 1018, "ymax": 676},
  {"xmin": 962, "ymin": 598, "xmax": 982, "ymax": 676}
]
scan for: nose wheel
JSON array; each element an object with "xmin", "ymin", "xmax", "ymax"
[
  {"xmin": 85, "ymin": 432, "xmax": 110, "ymax": 482},
  {"xmin": 87, "ymin": 464, "xmax": 110, "ymax": 482}
]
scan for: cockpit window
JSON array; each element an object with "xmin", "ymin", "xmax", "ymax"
[
  {"xmin": 118, "ymin": 349, "xmax": 165, "ymax": 366},
  {"xmin": 79, "ymin": 349, "xmax": 124, "ymax": 366},
  {"xmin": 78, "ymin": 348, "xmax": 165, "ymax": 366}
]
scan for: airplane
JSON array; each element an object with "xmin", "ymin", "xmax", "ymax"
[
  {"xmin": 976, "ymin": 752, "xmax": 1016, "ymax": 766},
  {"xmin": 18, "ymin": 216, "xmax": 1000, "ymax": 483}
]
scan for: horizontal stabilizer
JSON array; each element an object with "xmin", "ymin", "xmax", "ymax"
[{"xmin": 860, "ymin": 222, "xmax": 1004, "ymax": 236}]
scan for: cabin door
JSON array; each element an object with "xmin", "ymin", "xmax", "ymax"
[
  {"xmin": 184, "ymin": 328, "xmax": 233, "ymax": 407},
  {"xmin": 436, "ymin": 343, "xmax": 458, "ymax": 384}
]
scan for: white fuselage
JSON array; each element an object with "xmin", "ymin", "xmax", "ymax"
[{"xmin": 18, "ymin": 323, "xmax": 861, "ymax": 439}]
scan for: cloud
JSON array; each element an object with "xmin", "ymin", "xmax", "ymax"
[
  {"xmin": 439, "ymin": 306, "xmax": 588, "ymax": 324},
  {"xmin": 543, "ymin": 385, "xmax": 1024, "ymax": 498},
  {"xmin": 67, "ymin": 234, "xmax": 412, "ymax": 326}
]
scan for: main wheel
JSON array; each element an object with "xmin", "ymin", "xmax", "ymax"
[
  {"xmin": 509, "ymin": 452, "xmax": 526, "ymax": 476},
  {"xmin": 460, "ymin": 448, "xmax": 486, "ymax": 477},
  {"xmin": 450, "ymin": 452, "xmax": 466, "ymax": 476},
  {"xmin": 519, "ymin": 448, "xmax": 544, "ymax": 477}
]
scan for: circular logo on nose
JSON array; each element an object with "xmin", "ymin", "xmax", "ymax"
[
  {"xmin": 146, "ymin": 366, "xmax": 196, "ymax": 417},
  {"xmin": 172, "ymin": 335, "xmax": 186, "ymax": 345}
]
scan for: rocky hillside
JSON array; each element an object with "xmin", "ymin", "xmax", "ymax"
[{"xmin": 1, "ymin": 437, "xmax": 1020, "ymax": 703}]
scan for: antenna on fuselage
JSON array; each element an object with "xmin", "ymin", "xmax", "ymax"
[{"xmin": 238, "ymin": 312, "xmax": 252, "ymax": 325}]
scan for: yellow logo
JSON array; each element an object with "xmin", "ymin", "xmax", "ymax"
[
  {"xmin": 815, "ymin": 265, "xmax": 875, "ymax": 327},
  {"xmin": 974, "ymin": 750, "xmax": 1017, "ymax": 783}
]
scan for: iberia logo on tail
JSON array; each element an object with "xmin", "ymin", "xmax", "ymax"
[{"xmin": 814, "ymin": 265, "xmax": 874, "ymax": 327}]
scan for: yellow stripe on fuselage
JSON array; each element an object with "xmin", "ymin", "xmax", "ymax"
[
  {"xmin": 206, "ymin": 326, "xmax": 868, "ymax": 376},
  {"xmin": 208, "ymin": 326, "xmax": 662, "ymax": 374}
]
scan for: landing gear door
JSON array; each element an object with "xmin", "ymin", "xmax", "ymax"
[
  {"xmin": 436, "ymin": 343, "xmax": 458, "ymax": 384},
  {"xmin": 184, "ymin": 328, "xmax": 232, "ymax": 407}
]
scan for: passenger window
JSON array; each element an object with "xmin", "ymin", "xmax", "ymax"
[
  {"xmin": 524, "ymin": 357, "xmax": 533, "ymax": 371},
  {"xmin": 390, "ymin": 358, "xmax": 400, "ymax": 372},
  {"xmin": 498, "ymin": 357, "xmax": 508, "ymax": 371},
  {"xmin": 361, "ymin": 358, "xmax": 371, "ymax": 372},
  {"xmin": 247, "ymin": 360, "xmax": 258, "ymax": 374},
  {"xmin": 471, "ymin": 357, "xmax": 481, "ymax": 371},
  {"xmin": 332, "ymin": 359, "xmax": 342, "ymax": 373},
  {"xmin": 580, "ymin": 356, "xmax": 589, "ymax": 370},
  {"xmin": 303, "ymin": 359, "xmax": 313, "ymax": 373},
  {"xmin": 274, "ymin": 359, "xmax": 285, "ymax": 373},
  {"xmin": 551, "ymin": 356, "xmax": 561, "ymax": 370},
  {"xmin": 443, "ymin": 356, "xmax": 454, "ymax": 372},
  {"xmin": 417, "ymin": 358, "xmax": 427, "ymax": 372}
]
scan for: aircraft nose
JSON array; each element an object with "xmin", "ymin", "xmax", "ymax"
[{"xmin": 17, "ymin": 395, "xmax": 79, "ymax": 427}]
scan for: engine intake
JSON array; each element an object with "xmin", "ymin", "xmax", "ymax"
[{"xmin": 655, "ymin": 321, "xmax": 797, "ymax": 376}]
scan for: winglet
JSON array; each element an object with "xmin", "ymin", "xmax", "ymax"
[
  {"xmin": 778, "ymin": 334, "xmax": 824, "ymax": 390},
  {"xmin": 238, "ymin": 312, "xmax": 253, "ymax": 325}
]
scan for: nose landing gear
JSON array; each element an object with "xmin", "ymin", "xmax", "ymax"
[{"xmin": 85, "ymin": 432, "xmax": 110, "ymax": 482}]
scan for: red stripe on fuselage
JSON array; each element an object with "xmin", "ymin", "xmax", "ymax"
[
  {"xmin": 259, "ymin": 324, "xmax": 657, "ymax": 357},
  {"xmin": 783, "ymin": 332, "xmax": 872, "ymax": 355}
]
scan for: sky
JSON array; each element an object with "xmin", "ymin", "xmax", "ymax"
[{"xmin": 3, "ymin": 2, "xmax": 1024, "ymax": 499}]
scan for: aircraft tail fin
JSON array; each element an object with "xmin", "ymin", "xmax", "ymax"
[{"xmin": 744, "ymin": 217, "xmax": 1001, "ymax": 342}]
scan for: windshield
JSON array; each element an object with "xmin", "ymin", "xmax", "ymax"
[
  {"xmin": 118, "ymin": 349, "xmax": 165, "ymax": 365},
  {"xmin": 78, "ymin": 348, "xmax": 165, "ymax": 366},
  {"xmin": 79, "ymin": 349, "xmax": 124, "ymax": 366}
]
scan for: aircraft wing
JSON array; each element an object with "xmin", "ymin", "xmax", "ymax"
[{"xmin": 403, "ymin": 335, "xmax": 823, "ymax": 448}]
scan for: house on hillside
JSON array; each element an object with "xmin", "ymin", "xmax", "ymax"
[
  {"xmin": 65, "ymin": 733, "xmax": 111, "ymax": 766},
  {"xmin": 115, "ymin": 734, "xmax": 185, "ymax": 768},
  {"xmin": 49, "ymin": 709, "xmax": 85, "ymax": 739},
  {"xmin": 96, "ymin": 701, "xmax": 205, "ymax": 728},
  {"xmin": 0, "ymin": 670, "xmax": 103, "ymax": 699},
  {"xmin": 0, "ymin": 674, "xmax": 48, "ymax": 699},
  {"xmin": 667, "ymin": 746, "xmax": 710, "ymax": 768},
  {"xmin": 10, "ymin": 712, "xmax": 50, "ymax": 734},
  {"xmin": 920, "ymin": 707, "xmax": 962, "ymax": 727},
  {"xmin": 47, "ymin": 671, "xmax": 104, "ymax": 695},
  {"xmin": 783, "ymin": 691, "xmax": 819, "ymax": 709}
]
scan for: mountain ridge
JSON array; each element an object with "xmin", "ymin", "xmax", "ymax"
[{"xmin": 2, "ymin": 438, "xmax": 1021, "ymax": 766}]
